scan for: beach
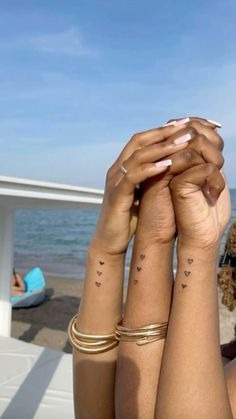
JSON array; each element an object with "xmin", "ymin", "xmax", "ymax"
[{"xmin": 11, "ymin": 275, "xmax": 236, "ymax": 353}]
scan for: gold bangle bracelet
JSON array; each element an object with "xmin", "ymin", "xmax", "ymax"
[
  {"xmin": 71, "ymin": 318, "xmax": 115, "ymax": 340},
  {"xmin": 68, "ymin": 314, "xmax": 119, "ymax": 354},
  {"xmin": 115, "ymin": 321, "xmax": 168, "ymax": 346},
  {"xmin": 69, "ymin": 339, "xmax": 118, "ymax": 354}
]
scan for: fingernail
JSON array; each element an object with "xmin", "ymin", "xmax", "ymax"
[
  {"xmin": 162, "ymin": 121, "xmax": 176, "ymax": 127},
  {"xmin": 162, "ymin": 117, "xmax": 189, "ymax": 127},
  {"xmin": 207, "ymin": 119, "xmax": 222, "ymax": 128},
  {"xmin": 155, "ymin": 159, "xmax": 172, "ymax": 167},
  {"xmin": 174, "ymin": 133, "xmax": 192, "ymax": 145},
  {"xmin": 174, "ymin": 117, "xmax": 190, "ymax": 126}
]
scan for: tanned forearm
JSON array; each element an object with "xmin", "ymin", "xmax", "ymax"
[
  {"xmin": 155, "ymin": 243, "xmax": 233, "ymax": 419},
  {"xmin": 73, "ymin": 240, "xmax": 125, "ymax": 419},
  {"xmin": 115, "ymin": 237, "xmax": 174, "ymax": 419}
]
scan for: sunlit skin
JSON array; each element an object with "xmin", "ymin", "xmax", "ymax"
[{"xmin": 72, "ymin": 117, "xmax": 235, "ymax": 419}]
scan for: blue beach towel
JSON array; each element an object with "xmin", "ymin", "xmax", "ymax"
[{"xmin": 11, "ymin": 267, "xmax": 46, "ymax": 308}]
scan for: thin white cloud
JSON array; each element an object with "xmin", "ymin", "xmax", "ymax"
[
  {"xmin": 29, "ymin": 27, "xmax": 92, "ymax": 56},
  {"xmin": 1, "ymin": 27, "xmax": 94, "ymax": 56}
]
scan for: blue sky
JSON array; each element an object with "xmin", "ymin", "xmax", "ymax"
[{"xmin": 0, "ymin": 0, "xmax": 236, "ymax": 188}]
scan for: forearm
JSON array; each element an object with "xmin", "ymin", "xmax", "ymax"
[
  {"xmin": 73, "ymin": 240, "xmax": 125, "ymax": 419},
  {"xmin": 155, "ymin": 242, "xmax": 233, "ymax": 419},
  {"xmin": 115, "ymin": 238, "xmax": 174, "ymax": 419}
]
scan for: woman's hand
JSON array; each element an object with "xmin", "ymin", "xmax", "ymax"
[
  {"xmin": 92, "ymin": 121, "xmax": 193, "ymax": 255},
  {"xmin": 135, "ymin": 118, "xmax": 224, "ymax": 245},
  {"xmin": 170, "ymin": 163, "xmax": 231, "ymax": 249}
]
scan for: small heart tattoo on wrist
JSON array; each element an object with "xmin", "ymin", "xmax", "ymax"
[
  {"xmin": 181, "ymin": 284, "xmax": 187, "ymax": 289},
  {"xmin": 95, "ymin": 282, "xmax": 101, "ymax": 287},
  {"xmin": 187, "ymin": 258, "xmax": 193, "ymax": 264},
  {"xmin": 97, "ymin": 271, "xmax": 102, "ymax": 276},
  {"xmin": 137, "ymin": 266, "xmax": 141, "ymax": 272},
  {"xmin": 184, "ymin": 271, "xmax": 191, "ymax": 277},
  {"xmin": 99, "ymin": 261, "xmax": 104, "ymax": 265},
  {"xmin": 140, "ymin": 254, "xmax": 145, "ymax": 260}
]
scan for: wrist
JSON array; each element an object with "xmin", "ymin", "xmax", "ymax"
[
  {"xmin": 88, "ymin": 238, "xmax": 126, "ymax": 262},
  {"xmin": 177, "ymin": 237, "xmax": 219, "ymax": 264}
]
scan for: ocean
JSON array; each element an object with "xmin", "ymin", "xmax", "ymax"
[{"xmin": 14, "ymin": 189, "xmax": 236, "ymax": 279}]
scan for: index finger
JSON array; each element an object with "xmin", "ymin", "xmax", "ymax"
[
  {"xmin": 167, "ymin": 116, "xmax": 222, "ymax": 129},
  {"xmin": 109, "ymin": 119, "xmax": 190, "ymax": 178}
]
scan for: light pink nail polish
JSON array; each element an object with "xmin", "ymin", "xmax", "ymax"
[
  {"xmin": 163, "ymin": 117, "xmax": 190, "ymax": 128},
  {"xmin": 174, "ymin": 133, "xmax": 192, "ymax": 145},
  {"xmin": 174, "ymin": 117, "xmax": 190, "ymax": 126},
  {"xmin": 155, "ymin": 159, "xmax": 172, "ymax": 167},
  {"xmin": 207, "ymin": 119, "xmax": 222, "ymax": 128}
]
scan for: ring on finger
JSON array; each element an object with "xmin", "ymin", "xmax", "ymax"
[{"xmin": 120, "ymin": 161, "xmax": 128, "ymax": 175}]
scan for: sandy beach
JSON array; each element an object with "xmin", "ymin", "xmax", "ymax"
[{"xmin": 11, "ymin": 275, "xmax": 236, "ymax": 353}]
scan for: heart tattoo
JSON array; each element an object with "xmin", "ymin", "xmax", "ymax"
[
  {"xmin": 97, "ymin": 271, "xmax": 102, "ymax": 276},
  {"xmin": 134, "ymin": 280, "xmax": 138, "ymax": 285},
  {"xmin": 99, "ymin": 261, "xmax": 104, "ymax": 265},
  {"xmin": 184, "ymin": 271, "xmax": 191, "ymax": 277},
  {"xmin": 181, "ymin": 284, "xmax": 187, "ymax": 289},
  {"xmin": 140, "ymin": 254, "xmax": 145, "ymax": 260},
  {"xmin": 95, "ymin": 282, "xmax": 101, "ymax": 287},
  {"xmin": 137, "ymin": 266, "xmax": 142, "ymax": 272},
  {"xmin": 187, "ymin": 258, "xmax": 193, "ymax": 264}
]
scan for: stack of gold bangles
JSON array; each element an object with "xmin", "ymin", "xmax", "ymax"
[
  {"xmin": 68, "ymin": 314, "xmax": 168, "ymax": 353},
  {"xmin": 115, "ymin": 321, "xmax": 168, "ymax": 346},
  {"xmin": 68, "ymin": 314, "xmax": 118, "ymax": 354}
]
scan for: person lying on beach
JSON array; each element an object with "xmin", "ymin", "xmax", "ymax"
[
  {"xmin": 69, "ymin": 116, "xmax": 236, "ymax": 418},
  {"xmin": 11, "ymin": 269, "xmax": 25, "ymax": 296}
]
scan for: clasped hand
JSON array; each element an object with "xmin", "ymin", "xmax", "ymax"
[{"xmin": 92, "ymin": 116, "xmax": 231, "ymax": 255}]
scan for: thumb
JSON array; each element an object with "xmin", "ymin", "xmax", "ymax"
[{"xmin": 170, "ymin": 163, "xmax": 225, "ymax": 204}]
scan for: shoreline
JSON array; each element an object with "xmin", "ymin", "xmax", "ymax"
[{"xmin": 11, "ymin": 275, "xmax": 236, "ymax": 353}]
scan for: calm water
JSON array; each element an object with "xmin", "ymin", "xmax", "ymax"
[{"xmin": 14, "ymin": 189, "xmax": 236, "ymax": 279}]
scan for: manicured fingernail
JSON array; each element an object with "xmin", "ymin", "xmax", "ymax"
[
  {"xmin": 174, "ymin": 133, "xmax": 192, "ymax": 145},
  {"xmin": 174, "ymin": 117, "xmax": 190, "ymax": 126},
  {"xmin": 162, "ymin": 118, "xmax": 189, "ymax": 127},
  {"xmin": 155, "ymin": 159, "xmax": 172, "ymax": 167},
  {"xmin": 207, "ymin": 119, "xmax": 222, "ymax": 128}
]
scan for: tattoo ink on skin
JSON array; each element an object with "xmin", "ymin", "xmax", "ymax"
[
  {"xmin": 97, "ymin": 271, "xmax": 102, "ymax": 276},
  {"xmin": 137, "ymin": 267, "xmax": 142, "ymax": 272},
  {"xmin": 187, "ymin": 258, "xmax": 193, "ymax": 265},
  {"xmin": 181, "ymin": 284, "xmax": 187, "ymax": 289},
  {"xmin": 99, "ymin": 261, "xmax": 104, "ymax": 265},
  {"xmin": 95, "ymin": 282, "xmax": 101, "ymax": 287},
  {"xmin": 184, "ymin": 271, "xmax": 191, "ymax": 277},
  {"xmin": 140, "ymin": 254, "xmax": 145, "ymax": 260},
  {"xmin": 134, "ymin": 280, "xmax": 138, "ymax": 285}
]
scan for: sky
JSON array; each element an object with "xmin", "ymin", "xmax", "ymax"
[{"xmin": 0, "ymin": 0, "xmax": 236, "ymax": 188}]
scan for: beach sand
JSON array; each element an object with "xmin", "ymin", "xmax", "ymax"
[{"xmin": 11, "ymin": 275, "xmax": 236, "ymax": 353}]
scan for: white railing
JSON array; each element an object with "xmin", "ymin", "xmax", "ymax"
[{"xmin": 0, "ymin": 176, "xmax": 103, "ymax": 337}]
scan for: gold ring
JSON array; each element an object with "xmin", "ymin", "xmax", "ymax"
[{"xmin": 120, "ymin": 162, "xmax": 128, "ymax": 175}]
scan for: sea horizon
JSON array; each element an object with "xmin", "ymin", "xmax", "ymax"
[{"xmin": 14, "ymin": 188, "xmax": 236, "ymax": 280}]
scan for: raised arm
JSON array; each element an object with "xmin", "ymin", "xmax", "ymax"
[
  {"xmin": 115, "ymin": 118, "xmax": 224, "ymax": 418},
  {"xmin": 155, "ymin": 162, "xmax": 232, "ymax": 418},
  {"xmin": 71, "ymin": 121, "xmax": 193, "ymax": 419}
]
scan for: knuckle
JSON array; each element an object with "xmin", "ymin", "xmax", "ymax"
[
  {"xmin": 218, "ymin": 153, "xmax": 224, "ymax": 168},
  {"xmin": 106, "ymin": 166, "xmax": 113, "ymax": 180},
  {"xmin": 131, "ymin": 149, "xmax": 142, "ymax": 163},
  {"xmin": 216, "ymin": 135, "xmax": 224, "ymax": 151},
  {"xmin": 130, "ymin": 132, "xmax": 142, "ymax": 146}
]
